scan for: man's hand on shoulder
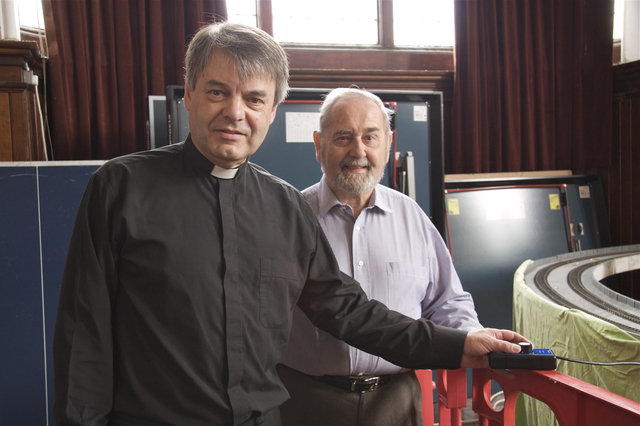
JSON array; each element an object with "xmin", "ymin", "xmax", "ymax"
[{"xmin": 460, "ymin": 328, "xmax": 531, "ymax": 368}]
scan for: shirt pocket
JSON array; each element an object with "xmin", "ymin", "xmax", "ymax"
[
  {"xmin": 386, "ymin": 262, "xmax": 429, "ymax": 318},
  {"xmin": 259, "ymin": 258, "xmax": 301, "ymax": 328}
]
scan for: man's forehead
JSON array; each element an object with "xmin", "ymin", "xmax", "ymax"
[
  {"xmin": 331, "ymin": 126, "xmax": 381, "ymax": 135},
  {"xmin": 201, "ymin": 76, "xmax": 273, "ymax": 92},
  {"xmin": 328, "ymin": 101, "xmax": 385, "ymax": 125},
  {"xmin": 199, "ymin": 52, "xmax": 276, "ymax": 93}
]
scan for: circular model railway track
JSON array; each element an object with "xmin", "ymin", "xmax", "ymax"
[{"xmin": 524, "ymin": 245, "xmax": 640, "ymax": 339}]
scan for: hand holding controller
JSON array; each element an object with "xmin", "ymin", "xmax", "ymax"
[
  {"xmin": 460, "ymin": 328, "xmax": 531, "ymax": 368},
  {"xmin": 488, "ymin": 342, "xmax": 557, "ymax": 370}
]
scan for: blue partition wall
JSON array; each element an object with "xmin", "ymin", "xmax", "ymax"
[
  {"xmin": 1, "ymin": 167, "xmax": 45, "ymax": 424},
  {"xmin": 0, "ymin": 162, "xmax": 102, "ymax": 425}
]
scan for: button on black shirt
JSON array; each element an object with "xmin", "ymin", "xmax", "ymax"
[{"xmin": 53, "ymin": 136, "xmax": 467, "ymax": 426}]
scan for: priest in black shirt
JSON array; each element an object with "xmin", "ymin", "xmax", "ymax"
[{"xmin": 53, "ymin": 22, "xmax": 529, "ymax": 426}]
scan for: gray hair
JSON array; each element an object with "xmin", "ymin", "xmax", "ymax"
[
  {"xmin": 318, "ymin": 88, "xmax": 393, "ymax": 136},
  {"xmin": 184, "ymin": 22, "xmax": 290, "ymax": 105}
]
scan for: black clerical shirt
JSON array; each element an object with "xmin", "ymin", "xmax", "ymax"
[{"xmin": 53, "ymin": 136, "xmax": 467, "ymax": 426}]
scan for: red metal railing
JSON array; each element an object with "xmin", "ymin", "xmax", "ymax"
[
  {"xmin": 417, "ymin": 368, "xmax": 640, "ymax": 426},
  {"xmin": 416, "ymin": 368, "xmax": 468, "ymax": 426},
  {"xmin": 416, "ymin": 369, "xmax": 437, "ymax": 424},
  {"xmin": 472, "ymin": 368, "xmax": 640, "ymax": 426}
]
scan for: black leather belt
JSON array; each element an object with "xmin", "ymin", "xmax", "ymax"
[{"xmin": 315, "ymin": 374, "xmax": 394, "ymax": 392}]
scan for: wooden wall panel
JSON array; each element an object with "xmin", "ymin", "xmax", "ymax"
[
  {"xmin": 287, "ymin": 49, "xmax": 454, "ymax": 72},
  {"xmin": 0, "ymin": 93, "xmax": 11, "ymax": 160},
  {"xmin": 0, "ymin": 41, "xmax": 46, "ymax": 161},
  {"xmin": 9, "ymin": 91, "xmax": 28, "ymax": 160}
]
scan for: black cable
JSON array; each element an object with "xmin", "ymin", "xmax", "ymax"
[{"xmin": 555, "ymin": 355, "xmax": 640, "ymax": 366}]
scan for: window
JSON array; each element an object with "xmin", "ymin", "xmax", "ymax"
[
  {"xmin": 226, "ymin": 0, "xmax": 259, "ymax": 28},
  {"xmin": 393, "ymin": 0, "xmax": 454, "ymax": 48},
  {"xmin": 614, "ymin": 0, "xmax": 640, "ymax": 63},
  {"xmin": 272, "ymin": 1, "xmax": 379, "ymax": 45},
  {"xmin": 18, "ymin": 0, "xmax": 45, "ymax": 29},
  {"xmin": 11, "ymin": 0, "xmax": 48, "ymax": 55},
  {"xmin": 226, "ymin": 0, "xmax": 455, "ymax": 48},
  {"xmin": 614, "ymin": 0, "xmax": 623, "ymax": 40}
]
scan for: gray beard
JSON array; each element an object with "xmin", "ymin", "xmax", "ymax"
[{"xmin": 331, "ymin": 168, "xmax": 381, "ymax": 195}]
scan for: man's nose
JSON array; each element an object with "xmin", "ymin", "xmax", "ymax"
[
  {"xmin": 223, "ymin": 96, "xmax": 245, "ymax": 121},
  {"xmin": 350, "ymin": 138, "xmax": 367, "ymax": 158}
]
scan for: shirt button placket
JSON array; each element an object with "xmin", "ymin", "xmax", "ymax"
[{"xmin": 353, "ymin": 221, "xmax": 368, "ymax": 282}]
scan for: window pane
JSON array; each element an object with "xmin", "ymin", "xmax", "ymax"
[
  {"xmin": 393, "ymin": 0, "xmax": 454, "ymax": 47},
  {"xmin": 272, "ymin": 0, "xmax": 378, "ymax": 45},
  {"xmin": 18, "ymin": 0, "xmax": 45, "ymax": 29},
  {"xmin": 227, "ymin": 0, "xmax": 258, "ymax": 27},
  {"xmin": 613, "ymin": 0, "xmax": 623, "ymax": 40}
]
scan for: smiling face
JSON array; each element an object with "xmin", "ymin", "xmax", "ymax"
[
  {"xmin": 315, "ymin": 97, "xmax": 392, "ymax": 202},
  {"xmin": 184, "ymin": 50, "xmax": 278, "ymax": 168}
]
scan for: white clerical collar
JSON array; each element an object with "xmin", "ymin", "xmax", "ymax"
[{"xmin": 210, "ymin": 165, "xmax": 239, "ymax": 179}]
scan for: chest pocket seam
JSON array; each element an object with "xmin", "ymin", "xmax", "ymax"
[{"xmin": 386, "ymin": 262, "xmax": 429, "ymax": 317}]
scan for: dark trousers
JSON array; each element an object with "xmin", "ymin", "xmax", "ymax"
[{"xmin": 277, "ymin": 364, "xmax": 424, "ymax": 426}]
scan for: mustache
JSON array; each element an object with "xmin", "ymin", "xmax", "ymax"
[{"xmin": 340, "ymin": 158, "xmax": 372, "ymax": 169}]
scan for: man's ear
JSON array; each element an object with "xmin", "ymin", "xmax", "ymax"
[
  {"xmin": 385, "ymin": 133, "xmax": 392, "ymax": 165},
  {"xmin": 313, "ymin": 131, "xmax": 323, "ymax": 163},
  {"xmin": 184, "ymin": 83, "xmax": 192, "ymax": 111}
]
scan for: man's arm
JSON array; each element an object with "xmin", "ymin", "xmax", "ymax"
[
  {"xmin": 300, "ymin": 266, "xmax": 529, "ymax": 370},
  {"xmin": 54, "ymin": 172, "xmax": 118, "ymax": 425}
]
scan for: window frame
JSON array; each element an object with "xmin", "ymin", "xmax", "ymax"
[{"xmin": 254, "ymin": 0, "xmax": 453, "ymax": 52}]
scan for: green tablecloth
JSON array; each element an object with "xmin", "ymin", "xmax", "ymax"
[{"xmin": 512, "ymin": 260, "xmax": 640, "ymax": 425}]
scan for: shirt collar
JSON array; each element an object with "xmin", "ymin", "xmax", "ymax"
[
  {"xmin": 184, "ymin": 135, "xmax": 245, "ymax": 179},
  {"xmin": 211, "ymin": 165, "xmax": 239, "ymax": 179},
  {"xmin": 316, "ymin": 175, "xmax": 393, "ymax": 217}
]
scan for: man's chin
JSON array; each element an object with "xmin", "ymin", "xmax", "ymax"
[
  {"xmin": 208, "ymin": 150, "xmax": 250, "ymax": 169},
  {"xmin": 333, "ymin": 174, "xmax": 376, "ymax": 194}
]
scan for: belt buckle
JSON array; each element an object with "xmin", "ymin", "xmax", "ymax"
[{"xmin": 351, "ymin": 376, "xmax": 380, "ymax": 393}]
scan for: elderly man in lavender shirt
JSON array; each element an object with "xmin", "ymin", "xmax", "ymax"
[{"xmin": 278, "ymin": 88, "xmax": 483, "ymax": 426}]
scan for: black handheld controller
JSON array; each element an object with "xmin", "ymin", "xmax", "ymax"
[{"xmin": 488, "ymin": 342, "xmax": 557, "ymax": 370}]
